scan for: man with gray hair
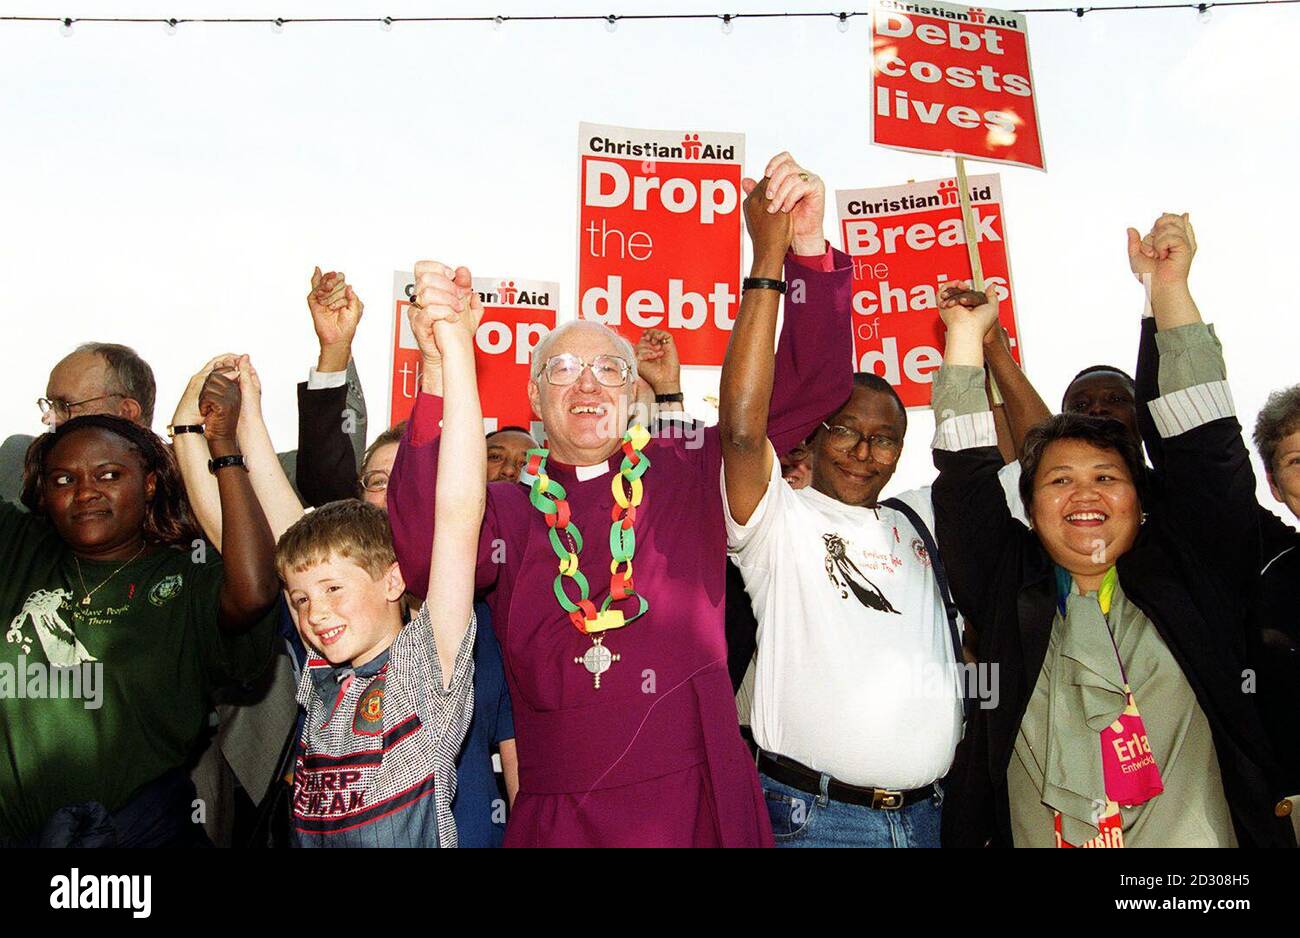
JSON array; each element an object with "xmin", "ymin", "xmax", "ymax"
[{"xmin": 0, "ymin": 343, "xmax": 157, "ymax": 503}]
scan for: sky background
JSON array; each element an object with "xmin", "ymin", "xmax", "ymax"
[{"xmin": 2, "ymin": 0, "xmax": 1297, "ymax": 521}]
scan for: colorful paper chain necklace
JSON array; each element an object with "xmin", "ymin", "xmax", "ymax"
[{"xmin": 525, "ymin": 425, "xmax": 651, "ymax": 689}]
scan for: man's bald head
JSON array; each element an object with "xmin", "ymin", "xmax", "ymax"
[{"xmin": 44, "ymin": 343, "xmax": 155, "ymax": 429}]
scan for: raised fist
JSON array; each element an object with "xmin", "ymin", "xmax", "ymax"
[{"xmin": 634, "ymin": 328, "xmax": 681, "ymax": 394}]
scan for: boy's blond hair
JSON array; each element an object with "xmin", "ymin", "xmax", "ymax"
[{"xmin": 276, "ymin": 500, "xmax": 397, "ymax": 581}]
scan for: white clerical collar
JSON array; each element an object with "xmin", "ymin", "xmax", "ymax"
[
  {"xmin": 575, "ymin": 461, "xmax": 612, "ymax": 482},
  {"xmin": 517, "ymin": 460, "xmax": 612, "ymax": 487}
]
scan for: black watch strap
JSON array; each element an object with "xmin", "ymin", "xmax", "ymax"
[
  {"xmin": 169, "ymin": 424, "xmax": 205, "ymax": 436},
  {"xmin": 742, "ymin": 277, "xmax": 787, "ymax": 294},
  {"xmin": 208, "ymin": 454, "xmax": 248, "ymax": 475},
  {"xmin": 654, "ymin": 392, "xmax": 685, "ymax": 404}
]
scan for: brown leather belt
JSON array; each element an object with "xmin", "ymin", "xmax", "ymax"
[{"xmin": 758, "ymin": 751, "xmax": 935, "ymax": 811}]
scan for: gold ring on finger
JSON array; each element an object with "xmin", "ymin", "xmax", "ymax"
[{"xmin": 799, "ymin": 172, "xmax": 810, "ymax": 182}]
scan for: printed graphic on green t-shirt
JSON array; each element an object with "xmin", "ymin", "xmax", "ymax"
[{"xmin": 0, "ymin": 504, "xmax": 275, "ymax": 843}]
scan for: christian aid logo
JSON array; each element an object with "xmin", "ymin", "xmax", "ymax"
[
  {"xmin": 967, "ymin": 7, "xmax": 987, "ymax": 23},
  {"xmin": 937, "ymin": 180, "xmax": 959, "ymax": 205},
  {"xmin": 474, "ymin": 280, "xmax": 553, "ymax": 306},
  {"xmin": 682, "ymin": 133, "xmax": 702, "ymax": 159},
  {"xmin": 401, "ymin": 281, "xmax": 550, "ymax": 364}
]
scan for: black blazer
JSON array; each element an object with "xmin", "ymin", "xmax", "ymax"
[{"xmin": 932, "ymin": 404, "xmax": 1294, "ymax": 848}]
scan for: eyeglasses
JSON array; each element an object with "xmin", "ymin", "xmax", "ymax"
[
  {"xmin": 820, "ymin": 422, "xmax": 901, "ymax": 465},
  {"xmin": 360, "ymin": 469, "xmax": 389, "ymax": 493},
  {"xmin": 540, "ymin": 353, "xmax": 631, "ymax": 388},
  {"xmin": 37, "ymin": 393, "xmax": 125, "ymax": 423}
]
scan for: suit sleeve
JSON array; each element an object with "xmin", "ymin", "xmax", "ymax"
[
  {"xmin": 1134, "ymin": 314, "xmax": 1166, "ymax": 472},
  {"xmin": 1146, "ymin": 323, "xmax": 1261, "ymax": 598},
  {"xmin": 295, "ymin": 378, "xmax": 360, "ymax": 508}
]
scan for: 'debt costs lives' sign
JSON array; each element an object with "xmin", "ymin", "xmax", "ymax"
[
  {"xmin": 577, "ymin": 121, "xmax": 744, "ymax": 366},
  {"xmin": 837, "ymin": 174, "xmax": 1022, "ymax": 408},
  {"xmin": 390, "ymin": 271, "xmax": 557, "ymax": 429},
  {"xmin": 871, "ymin": 0, "xmax": 1045, "ymax": 170}
]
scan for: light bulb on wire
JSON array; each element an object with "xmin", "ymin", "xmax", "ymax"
[
  {"xmin": 1197, "ymin": 3, "xmax": 1212, "ymax": 21},
  {"xmin": 605, "ymin": 15, "xmax": 618, "ymax": 33},
  {"xmin": 721, "ymin": 14, "xmax": 734, "ymax": 34},
  {"xmin": 381, "ymin": 16, "xmax": 393, "ymax": 32},
  {"xmin": 837, "ymin": 13, "xmax": 850, "ymax": 33},
  {"xmin": 60, "ymin": 17, "xmax": 74, "ymax": 36},
  {"xmin": 493, "ymin": 15, "xmax": 504, "ymax": 30},
  {"xmin": 164, "ymin": 18, "xmax": 178, "ymax": 35},
  {"xmin": 271, "ymin": 18, "xmax": 284, "ymax": 34}
]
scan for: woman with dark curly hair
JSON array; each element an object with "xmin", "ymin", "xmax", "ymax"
[{"xmin": 0, "ymin": 367, "xmax": 281, "ymax": 846}]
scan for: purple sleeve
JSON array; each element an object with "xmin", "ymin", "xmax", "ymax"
[
  {"xmin": 767, "ymin": 247, "xmax": 855, "ymax": 455},
  {"xmin": 387, "ymin": 392, "xmax": 501, "ymax": 599}
]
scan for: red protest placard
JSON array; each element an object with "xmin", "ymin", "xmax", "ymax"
[
  {"xmin": 871, "ymin": 0, "xmax": 1045, "ymax": 171},
  {"xmin": 836, "ymin": 174, "xmax": 1022, "ymax": 408},
  {"xmin": 577, "ymin": 122, "xmax": 744, "ymax": 366},
  {"xmin": 390, "ymin": 271, "xmax": 557, "ymax": 431}
]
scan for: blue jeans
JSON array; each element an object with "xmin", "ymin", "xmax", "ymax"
[{"xmin": 759, "ymin": 770, "xmax": 943, "ymax": 848}]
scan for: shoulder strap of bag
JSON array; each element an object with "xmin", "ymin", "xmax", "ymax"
[{"xmin": 880, "ymin": 496, "xmax": 970, "ymax": 722}]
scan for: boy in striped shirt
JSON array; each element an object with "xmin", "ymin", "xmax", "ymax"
[{"xmin": 277, "ymin": 262, "xmax": 486, "ymax": 847}]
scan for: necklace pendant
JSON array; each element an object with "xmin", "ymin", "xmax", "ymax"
[
  {"xmin": 81, "ymin": 596, "xmax": 91, "ymax": 606},
  {"xmin": 574, "ymin": 635, "xmax": 620, "ymax": 690}
]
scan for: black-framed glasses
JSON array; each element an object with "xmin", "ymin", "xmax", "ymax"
[
  {"xmin": 37, "ymin": 393, "xmax": 125, "ymax": 423},
  {"xmin": 360, "ymin": 469, "xmax": 389, "ymax": 493},
  {"xmin": 541, "ymin": 353, "xmax": 631, "ymax": 388},
  {"xmin": 820, "ymin": 421, "xmax": 901, "ymax": 464}
]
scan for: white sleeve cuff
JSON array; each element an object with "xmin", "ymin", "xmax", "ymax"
[
  {"xmin": 1148, "ymin": 380, "xmax": 1235, "ymax": 438},
  {"xmin": 932, "ymin": 411, "xmax": 998, "ymax": 452},
  {"xmin": 307, "ymin": 366, "xmax": 348, "ymax": 390}
]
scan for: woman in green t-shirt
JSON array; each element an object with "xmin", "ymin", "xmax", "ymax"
[{"xmin": 0, "ymin": 365, "xmax": 280, "ymax": 846}]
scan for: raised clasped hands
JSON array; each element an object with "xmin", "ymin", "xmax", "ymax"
[
  {"xmin": 1126, "ymin": 213, "xmax": 1196, "ymax": 292},
  {"xmin": 408, "ymin": 261, "xmax": 483, "ymax": 369},
  {"xmin": 938, "ymin": 280, "xmax": 1000, "ymax": 336},
  {"xmin": 309, "ymin": 268, "xmax": 364, "ymax": 372},
  {"xmin": 741, "ymin": 152, "xmax": 826, "ymax": 263}
]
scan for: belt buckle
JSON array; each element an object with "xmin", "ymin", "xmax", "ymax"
[{"xmin": 872, "ymin": 788, "xmax": 904, "ymax": 811}]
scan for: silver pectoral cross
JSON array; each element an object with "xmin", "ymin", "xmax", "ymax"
[{"xmin": 574, "ymin": 635, "xmax": 620, "ymax": 689}]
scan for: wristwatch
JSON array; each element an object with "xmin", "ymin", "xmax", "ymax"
[{"xmin": 208, "ymin": 454, "xmax": 248, "ymax": 475}]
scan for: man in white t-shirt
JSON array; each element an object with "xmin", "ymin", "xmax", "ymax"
[
  {"xmin": 725, "ymin": 368, "xmax": 964, "ymax": 847},
  {"xmin": 718, "ymin": 187, "xmax": 1027, "ymax": 846}
]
